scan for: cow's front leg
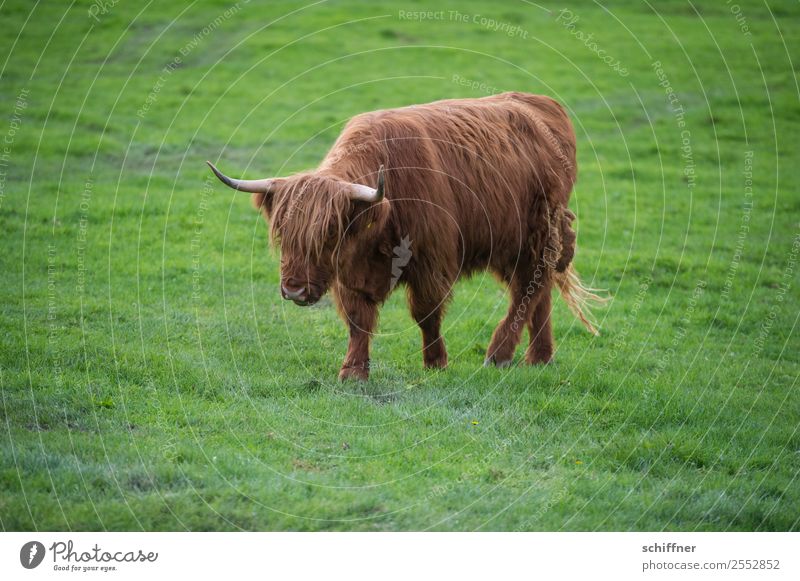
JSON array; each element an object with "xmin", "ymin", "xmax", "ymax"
[
  {"xmin": 486, "ymin": 270, "xmax": 549, "ymax": 367},
  {"xmin": 337, "ymin": 287, "xmax": 379, "ymax": 381},
  {"xmin": 408, "ymin": 287, "xmax": 448, "ymax": 369}
]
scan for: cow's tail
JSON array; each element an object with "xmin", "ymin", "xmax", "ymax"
[{"xmin": 552, "ymin": 264, "xmax": 608, "ymax": 335}]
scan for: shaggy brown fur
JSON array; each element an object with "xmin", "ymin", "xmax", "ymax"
[{"xmin": 221, "ymin": 92, "xmax": 604, "ymax": 380}]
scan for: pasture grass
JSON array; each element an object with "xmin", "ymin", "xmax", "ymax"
[{"xmin": 1, "ymin": 0, "xmax": 798, "ymax": 530}]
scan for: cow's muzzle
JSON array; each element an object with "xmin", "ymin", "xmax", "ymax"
[{"xmin": 281, "ymin": 284, "xmax": 317, "ymax": 306}]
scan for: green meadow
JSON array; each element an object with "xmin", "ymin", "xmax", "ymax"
[{"xmin": 1, "ymin": 0, "xmax": 798, "ymax": 530}]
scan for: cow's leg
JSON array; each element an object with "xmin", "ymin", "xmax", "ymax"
[
  {"xmin": 336, "ymin": 288, "xmax": 378, "ymax": 381},
  {"xmin": 525, "ymin": 283, "xmax": 554, "ymax": 364},
  {"xmin": 485, "ymin": 269, "xmax": 549, "ymax": 367},
  {"xmin": 408, "ymin": 287, "xmax": 448, "ymax": 369}
]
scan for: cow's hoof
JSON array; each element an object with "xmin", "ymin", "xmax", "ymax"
[
  {"xmin": 339, "ymin": 367, "xmax": 369, "ymax": 382},
  {"xmin": 484, "ymin": 356, "xmax": 513, "ymax": 368},
  {"xmin": 424, "ymin": 355, "xmax": 448, "ymax": 369}
]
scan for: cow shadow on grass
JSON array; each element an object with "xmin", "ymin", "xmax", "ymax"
[
  {"xmin": 281, "ymin": 373, "xmax": 405, "ymax": 404},
  {"xmin": 338, "ymin": 382, "xmax": 400, "ymax": 405},
  {"xmin": 333, "ymin": 362, "xmax": 420, "ymax": 405}
]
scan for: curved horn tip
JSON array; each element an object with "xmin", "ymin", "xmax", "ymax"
[
  {"xmin": 205, "ymin": 162, "xmax": 276, "ymax": 194},
  {"xmin": 375, "ymin": 164, "xmax": 385, "ymax": 199},
  {"xmin": 206, "ymin": 160, "xmax": 227, "ymax": 182}
]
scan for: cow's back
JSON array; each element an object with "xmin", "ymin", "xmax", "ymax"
[{"xmin": 327, "ymin": 92, "xmax": 577, "ymax": 277}]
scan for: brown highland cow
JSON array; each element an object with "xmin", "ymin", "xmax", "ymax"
[{"xmin": 208, "ymin": 92, "xmax": 603, "ymax": 380}]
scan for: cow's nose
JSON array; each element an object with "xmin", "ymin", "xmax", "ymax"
[{"xmin": 281, "ymin": 284, "xmax": 306, "ymax": 301}]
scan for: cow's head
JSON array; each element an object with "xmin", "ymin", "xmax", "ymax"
[{"xmin": 207, "ymin": 162, "xmax": 388, "ymax": 306}]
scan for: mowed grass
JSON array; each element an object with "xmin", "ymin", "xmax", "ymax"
[{"xmin": 1, "ymin": 0, "xmax": 799, "ymax": 531}]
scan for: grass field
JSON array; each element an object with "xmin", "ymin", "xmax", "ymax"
[{"xmin": 1, "ymin": 0, "xmax": 798, "ymax": 531}]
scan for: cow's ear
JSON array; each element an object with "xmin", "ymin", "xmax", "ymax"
[
  {"xmin": 348, "ymin": 195, "xmax": 390, "ymax": 239},
  {"xmin": 250, "ymin": 178, "xmax": 287, "ymax": 215},
  {"xmin": 250, "ymin": 191, "xmax": 275, "ymax": 215}
]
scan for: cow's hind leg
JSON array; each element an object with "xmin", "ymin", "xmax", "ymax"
[
  {"xmin": 408, "ymin": 286, "xmax": 448, "ymax": 369},
  {"xmin": 525, "ymin": 282, "xmax": 554, "ymax": 364},
  {"xmin": 486, "ymin": 269, "xmax": 549, "ymax": 367}
]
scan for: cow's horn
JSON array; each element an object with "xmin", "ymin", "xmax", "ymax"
[
  {"xmin": 348, "ymin": 165, "xmax": 385, "ymax": 203},
  {"xmin": 206, "ymin": 161, "xmax": 275, "ymax": 193}
]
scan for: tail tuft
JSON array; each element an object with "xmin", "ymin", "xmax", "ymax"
[{"xmin": 553, "ymin": 264, "xmax": 609, "ymax": 335}]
